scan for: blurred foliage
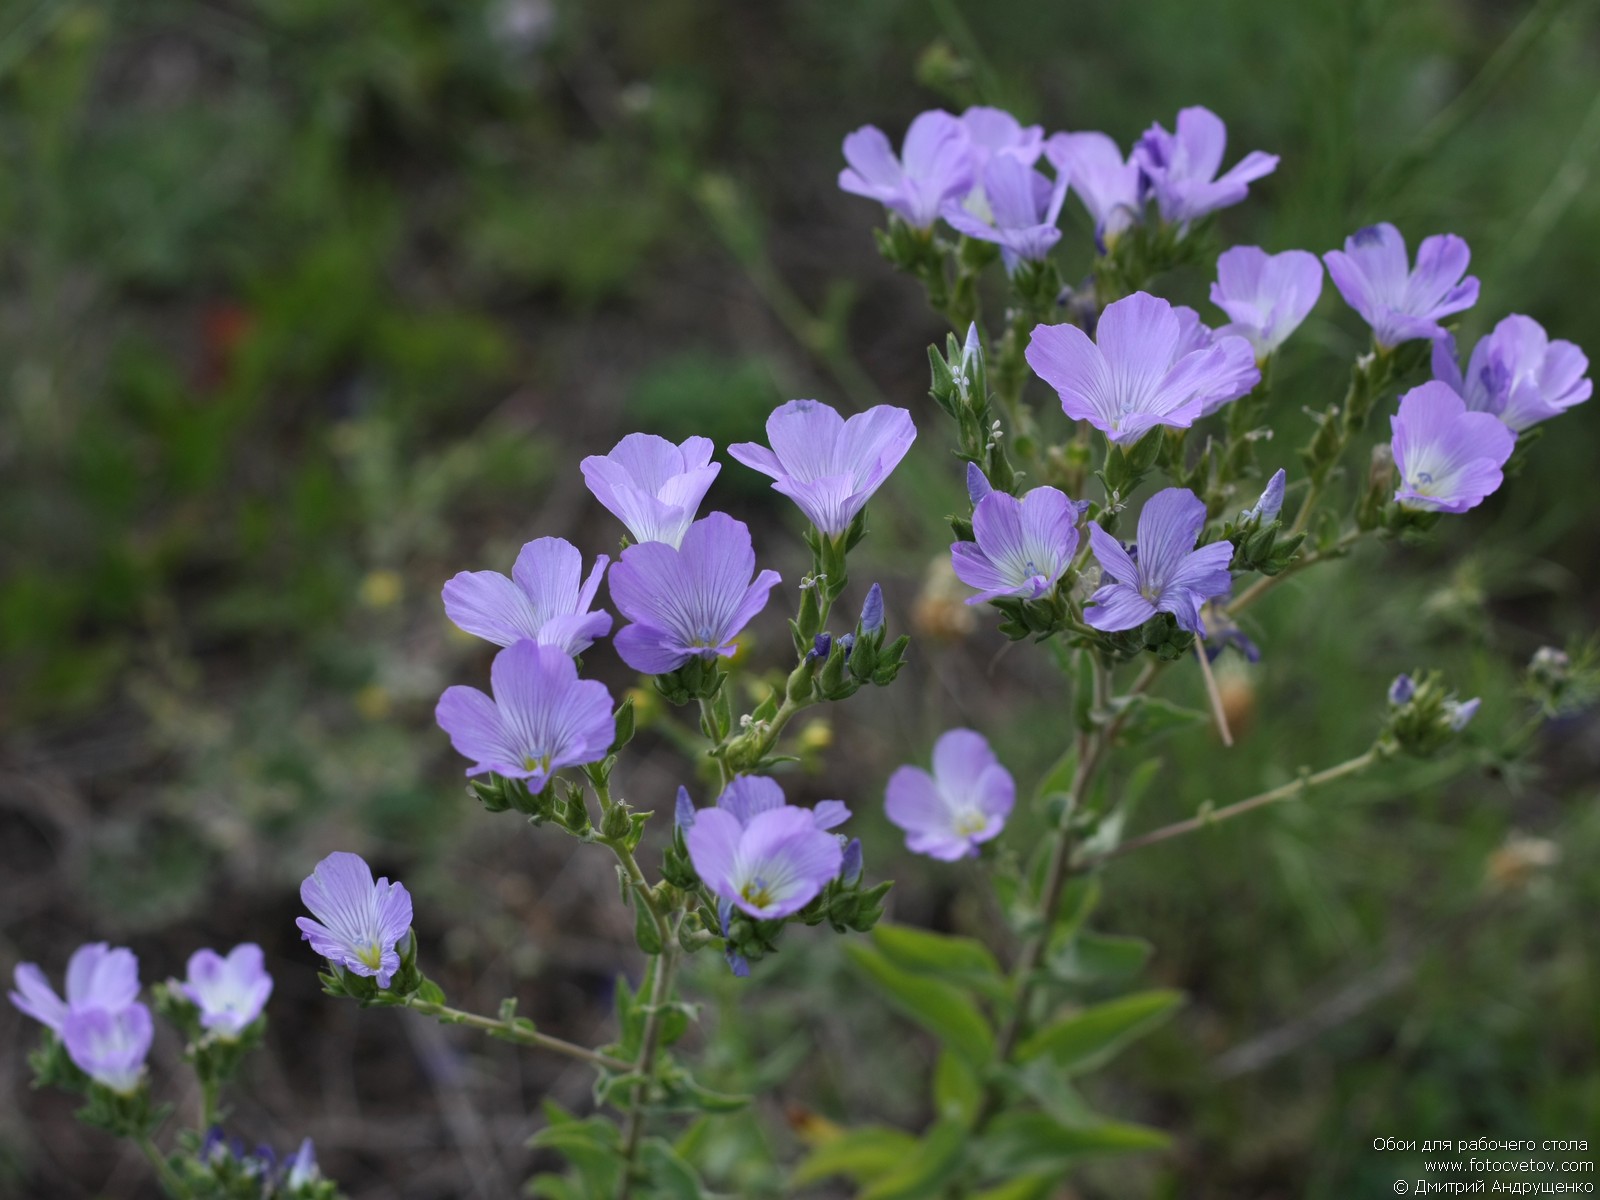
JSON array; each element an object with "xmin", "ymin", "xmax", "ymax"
[{"xmin": 1, "ymin": 0, "xmax": 1598, "ymax": 1196}]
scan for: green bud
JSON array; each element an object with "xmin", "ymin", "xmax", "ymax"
[
  {"xmin": 600, "ymin": 800, "xmax": 633, "ymax": 843},
  {"xmin": 609, "ymin": 696, "xmax": 636, "ymax": 754},
  {"xmin": 785, "ymin": 659, "xmax": 815, "ymax": 703}
]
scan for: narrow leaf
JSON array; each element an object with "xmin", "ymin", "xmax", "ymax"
[
  {"xmin": 1017, "ymin": 989, "xmax": 1184, "ymax": 1074},
  {"xmin": 844, "ymin": 945, "xmax": 995, "ymax": 1066}
]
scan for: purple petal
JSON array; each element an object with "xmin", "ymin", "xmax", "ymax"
[
  {"xmin": 9, "ymin": 964, "xmax": 68, "ymax": 1032},
  {"xmin": 1084, "ymin": 582, "xmax": 1158, "ymax": 632},
  {"xmin": 1134, "ymin": 487, "xmax": 1207, "ymax": 593},
  {"xmin": 717, "ymin": 775, "xmax": 786, "ymax": 826},
  {"xmin": 436, "ymin": 685, "xmax": 520, "ymax": 778}
]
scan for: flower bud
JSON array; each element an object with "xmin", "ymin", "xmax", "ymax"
[
  {"xmin": 859, "ymin": 584, "xmax": 885, "ymax": 636},
  {"xmin": 839, "ymin": 838, "xmax": 863, "ymax": 886}
]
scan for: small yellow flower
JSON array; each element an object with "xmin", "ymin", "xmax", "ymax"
[{"xmin": 360, "ymin": 570, "xmax": 403, "ymax": 610}]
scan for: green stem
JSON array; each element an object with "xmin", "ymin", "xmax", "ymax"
[
  {"xmin": 198, "ymin": 1077, "xmax": 220, "ymax": 1133},
  {"xmin": 137, "ymin": 1135, "xmax": 190, "ymax": 1199},
  {"xmin": 616, "ymin": 919, "xmax": 684, "ymax": 1200},
  {"xmin": 403, "ymin": 999, "xmax": 631, "ymax": 1072},
  {"xmin": 1080, "ymin": 746, "xmax": 1387, "ymax": 868},
  {"xmin": 1228, "ymin": 528, "xmax": 1363, "ymax": 616}
]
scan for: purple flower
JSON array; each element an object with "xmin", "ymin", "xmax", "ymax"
[
  {"xmin": 950, "ymin": 485, "xmax": 1084, "ymax": 604},
  {"xmin": 838, "ymin": 111, "xmax": 973, "ymax": 230},
  {"xmin": 1085, "ymin": 487, "xmax": 1234, "ymax": 635},
  {"xmin": 181, "ymin": 944, "xmax": 273, "ymax": 1038},
  {"xmin": 729, "ymin": 400, "xmax": 917, "ymax": 536},
  {"xmin": 608, "ymin": 513, "xmax": 781, "ymax": 673},
  {"xmin": 686, "ymin": 807, "xmax": 844, "ymax": 920},
  {"xmin": 1210, "ymin": 246, "xmax": 1324, "ymax": 359},
  {"xmin": 675, "ymin": 785, "xmax": 697, "ymax": 829},
  {"xmin": 960, "ymin": 106, "xmax": 1043, "ymax": 173},
  {"xmin": 1433, "ymin": 315, "xmax": 1592, "ymax": 433},
  {"xmin": 9, "ymin": 943, "xmax": 140, "ymax": 1034},
  {"xmin": 1133, "ymin": 107, "xmax": 1278, "ymax": 227},
  {"xmin": 1043, "ymin": 131, "xmax": 1141, "ymax": 248},
  {"xmin": 885, "ymin": 729, "xmax": 1015, "ymax": 860},
  {"xmin": 436, "ymin": 640, "xmax": 615, "ymax": 786},
  {"xmin": 442, "ymin": 537, "xmax": 611, "ymax": 656},
  {"xmin": 1242, "ymin": 468, "xmax": 1287, "ymax": 524},
  {"xmin": 61, "ymin": 1004, "xmax": 153, "ymax": 1094},
  {"xmin": 297, "ymin": 852, "xmax": 414, "ymax": 989},
  {"xmin": 1324, "ymin": 224, "xmax": 1479, "ymax": 349},
  {"xmin": 942, "ymin": 157, "xmax": 1067, "ymax": 273},
  {"xmin": 1025, "ymin": 292, "xmax": 1260, "ymax": 442},
  {"xmin": 1389, "ymin": 382, "xmax": 1513, "ymax": 514},
  {"xmin": 1170, "ymin": 306, "xmax": 1261, "ymax": 416},
  {"xmin": 681, "ymin": 775, "xmax": 850, "ymax": 832},
  {"xmin": 580, "ymin": 434, "xmax": 720, "ymax": 549}
]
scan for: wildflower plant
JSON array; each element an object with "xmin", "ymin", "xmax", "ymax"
[{"xmin": 19, "ymin": 97, "xmax": 1598, "ymax": 1200}]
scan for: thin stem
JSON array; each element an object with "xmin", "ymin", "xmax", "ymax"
[
  {"xmin": 137, "ymin": 1136, "xmax": 190, "ymax": 1200},
  {"xmin": 403, "ymin": 999, "xmax": 631, "ymax": 1072},
  {"xmin": 617, "ymin": 919, "xmax": 684, "ymax": 1200},
  {"xmin": 1194, "ymin": 641, "xmax": 1234, "ymax": 748},
  {"xmin": 1081, "ymin": 747, "xmax": 1386, "ymax": 868},
  {"xmin": 1228, "ymin": 528, "xmax": 1363, "ymax": 617},
  {"xmin": 198, "ymin": 1077, "xmax": 220, "ymax": 1133},
  {"xmin": 609, "ymin": 838, "xmax": 671, "ymax": 947}
]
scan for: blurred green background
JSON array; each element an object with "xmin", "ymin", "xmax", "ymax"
[{"xmin": 1, "ymin": 0, "xmax": 1596, "ymax": 1196}]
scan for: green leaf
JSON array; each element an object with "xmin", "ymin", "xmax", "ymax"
[
  {"xmin": 641, "ymin": 1138, "xmax": 705, "ymax": 1200},
  {"xmin": 858, "ymin": 1121, "xmax": 968, "ymax": 1200},
  {"xmin": 1103, "ymin": 694, "xmax": 1206, "ymax": 741},
  {"xmin": 932, "ymin": 1050, "xmax": 982, "ymax": 1123},
  {"xmin": 844, "ymin": 945, "xmax": 995, "ymax": 1066},
  {"xmin": 976, "ymin": 1111, "xmax": 1170, "ymax": 1176},
  {"xmin": 791, "ymin": 1126, "xmax": 920, "ymax": 1187},
  {"xmin": 1032, "ymin": 743, "xmax": 1079, "ymax": 802},
  {"xmin": 870, "ymin": 924, "xmax": 1005, "ymax": 999},
  {"xmin": 973, "ymin": 1174, "xmax": 1065, "ymax": 1200},
  {"xmin": 1047, "ymin": 931, "xmax": 1153, "ymax": 985},
  {"xmin": 633, "ymin": 889, "xmax": 663, "ymax": 954},
  {"xmin": 1017, "ymin": 989, "xmax": 1184, "ymax": 1073},
  {"xmin": 527, "ymin": 1116, "xmax": 622, "ymax": 1195}
]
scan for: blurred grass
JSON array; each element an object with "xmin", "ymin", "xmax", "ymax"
[{"xmin": 1, "ymin": 0, "xmax": 1597, "ymax": 1196}]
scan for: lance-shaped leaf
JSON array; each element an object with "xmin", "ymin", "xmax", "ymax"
[
  {"xmin": 1017, "ymin": 988, "xmax": 1185, "ymax": 1073},
  {"xmin": 844, "ymin": 945, "xmax": 995, "ymax": 1066}
]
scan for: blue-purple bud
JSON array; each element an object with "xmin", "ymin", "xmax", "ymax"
[
  {"xmin": 1244, "ymin": 468, "xmax": 1286, "ymax": 524},
  {"xmin": 837, "ymin": 633, "xmax": 856, "ymax": 659},
  {"xmin": 1388, "ymin": 674, "xmax": 1415, "ymax": 706},
  {"xmin": 840, "ymin": 837, "xmax": 863, "ymax": 885},
  {"xmin": 1447, "ymin": 697, "xmax": 1480, "ymax": 731},
  {"xmin": 809, "ymin": 632, "xmax": 833, "ymax": 662},
  {"xmin": 674, "ymin": 786, "xmax": 696, "ymax": 830},
  {"xmin": 966, "ymin": 461, "xmax": 993, "ymax": 506},
  {"xmin": 859, "ymin": 584, "xmax": 884, "ymax": 635}
]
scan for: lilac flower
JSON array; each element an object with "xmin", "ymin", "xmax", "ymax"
[
  {"xmin": 885, "ymin": 729, "xmax": 1015, "ymax": 860},
  {"xmin": 960, "ymin": 106, "xmax": 1043, "ymax": 172},
  {"xmin": 1043, "ymin": 131, "xmax": 1141, "ymax": 247},
  {"xmin": 687, "ymin": 807, "xmax": 844, "ymax": 920},
  {"xmin": 682, "ymin": 775, "xmax": 850, "ymax": 831},
  {"xmin": 10, "ymin": 943, "xmax": 140, "ymax": 1034},
  {"xmin": 1170, "ymin": 306, "xmax": 1261, "ymax": 415},
  {"xmin": 838, "ymin": 111, "xmax": 973, "ymax": 230},
  {"xmin": 1133, "ymin": 106, "xmax": 1278, "ymax": 227},
  {"xmin": 1324, "ymin": 224, "xmax": 1479, "ymax": 349},
  {"xmin": 1210, "ymin": 246, "xmax": 1324, "ymax": 359},
  {"xmin": 436, "ymin": 640, "xmax": 615, "ymax": 786},
  {"xmin": 859, "ymin": 583, "xmax": 885, "ymax": 634},
  {"xmin": 950, "ymin": 485, "xmax": 1084, "ymax": 604},
  {"xmin": 296, "ymin": 851, "xmax": 414, "ymax": 989},
  {"xmin": 942, "ymin": 157, "xmax": 1067, "ymax": 273},
  {"xmin": 608, "ymin": 513, "xmax": 781, "ymax": 673},
  {"xmin": 442, "ymin": 537, "xmax": 611, "ymax": 656},
  {"xmin": 1242, "ymin": 468, "xmax": 1287, "ymax": 524},
  {"xmin": 181, "ymin": 944, "xmax": 273, "ymax": 1038},
  {"xmin": 1433, "ymin": 315, "xmax": 1592, "ymax": 432},
  {"xmin": 729, "ymin": 400, "xmax": 917, "ymax": 536},
  {"xmin": 580, "ymin": 434, "xmax": 720, "ymax": 549},
  {"xmin": 61, "ymin": 1004, "xmax": 153, "ymax": 1094},
  {"xmin": 1025, "ymin": 292, "xmax": 1260, "ymax": 442},
  {"xmin": 1085, "ymin": 487, "xmax": 1234, "ymax": 634},
  {"xmin": 1389, "ymin": 382, "xmax": 1514, "ymax": 514}
]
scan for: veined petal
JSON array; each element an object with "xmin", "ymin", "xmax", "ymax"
[{"xmin": 1134, "ymin": 487, "xmax": 1208, "ymax": 593}]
